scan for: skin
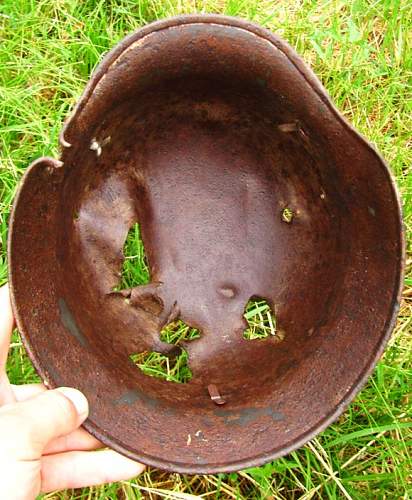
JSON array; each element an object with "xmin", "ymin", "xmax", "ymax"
[{"xmin": 0, "ymin": 284, "xmax": 145, "ymax": 499}]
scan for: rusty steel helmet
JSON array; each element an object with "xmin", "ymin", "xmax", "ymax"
[{"xmin": 8, "ymin": 15, "xmax": 404, "ymax": 473}]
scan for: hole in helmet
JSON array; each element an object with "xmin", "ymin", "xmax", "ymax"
[
  {"xmin": 243, "ymin": 297, "xmax": 284, "ymax": 342},
  {"xmin": 159, "ymin": 319, "xmax": 200, "ymax": 344},
  {"xmin": 130, "ymin": 319, "xmax": 200, "ymax": 383},
  {"xmin": 281, "ymin": 207, "xmax": 294, "ymax": 223},
  {"xmin": 129, "ymin": 347, "xmax": 193, "ymax": 384},
  {"xmin": 114, "ymin": 222, "xmax": 150, "ymax": 291}
]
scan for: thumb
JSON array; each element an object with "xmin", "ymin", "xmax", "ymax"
[
  {"xmin": 0, "ymin": 283, "xmax": 14, "ymax": 371},
  {"xmin": 0, "ymin": 387, "xmax": 89, "ymax": 461}
]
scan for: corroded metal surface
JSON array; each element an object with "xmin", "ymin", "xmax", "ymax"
[{"xmin": 8, "ymin": 15, "xmax": 404, "ymax": 473}]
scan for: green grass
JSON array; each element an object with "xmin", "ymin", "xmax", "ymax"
[
  {"xmin": 1, "ymin": 0, "xmax": 411, "ymax": 498},
  {"xmin": 118, "ymin": 223, "xmax": 151, "ymax": 290},
  {"xmin": 243, "ymin": 299, "xmax": 280, "ymax": 341},
  {"xmin": 130, "ymin": 348, "xmax": 194, "ymax": 384},
  {"xmin": 130, "ymin": 318, "xmax": 201, "ymax": 384},
  {"xmin": 281, "ymin": 207, "xmax": 294, "ymax": 224}
]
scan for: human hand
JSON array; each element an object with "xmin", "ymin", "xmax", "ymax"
[{"xmin": 0, "ymin": 284, "xmax": 145, "ymax": 499}]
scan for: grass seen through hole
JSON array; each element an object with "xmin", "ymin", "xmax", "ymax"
[
  {"xmin": 243, "ymin": 298, "xmax": 282, "ymax": 340},
  {"xmin": 130, "ymin": 320, "xmax": 200, "ymax": 384},
  {"xmin": 129, "ymin": 348, "xmax": 193, "ymax": 384},
  {"xmin": 117, "ymin": 222, "xmax": 150, "ymax": 290},
  {"xmin": 282, "ymin": 207, "xmax": 294, "ymax": 223},
  {"xmin": 159, "ymin": 319, "xmax": 200, "ymax": 344}
]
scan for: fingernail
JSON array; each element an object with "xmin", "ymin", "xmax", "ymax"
[{"xmin": 56, "ymin": 387, "xmax": 89, "ymax": 418}]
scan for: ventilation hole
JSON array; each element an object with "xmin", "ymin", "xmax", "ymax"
[
  {"xmin": 115, "ymin": 222, "xmax": 150, "ymax": 290},
  {"xmin": 160, "ymin": 319, "xmax": 200, "ymax": 345},
  {"xmin": 281, "ymin": 207, "xmax": 294, "ymax": 223},
  {"xmin": 73, "ymin": 211, "xmax": 79, "ymax": 221},
  {"xmin": 243, "ymin": 297, "xmax": 283, "ymax": 341},
  {"xmin": 129, "ymin": 349, "xmax": 192, "ymax": 383}
]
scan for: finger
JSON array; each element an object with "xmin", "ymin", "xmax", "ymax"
[
  {"xmin": 0, "ymin": 284, "xmax": 16, "ymax": 406},
  {"xmin": 41, "ymin": 449, "xmax": 145, "ymax": 492},
  {"xmin": 44, "ymin": 427, "xmax": 102, "ymax": 455},
  {"xmin": 0, "ymin": 387, "xmax": 88, "ymax": 460},
  {"xmin": 11, "ymin": 383, "xmax": 102, "ymax": 453},
  {"xmin": 0, "ymin": 374, "xmax": 15, "ymax": 406},
  {"xmin": 12, "ymin": 382, "xmax": 47, "ymax": 401},
  {"xmin": 0, "ymin": 284, "xmax": 14, "ymax": 371}
]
